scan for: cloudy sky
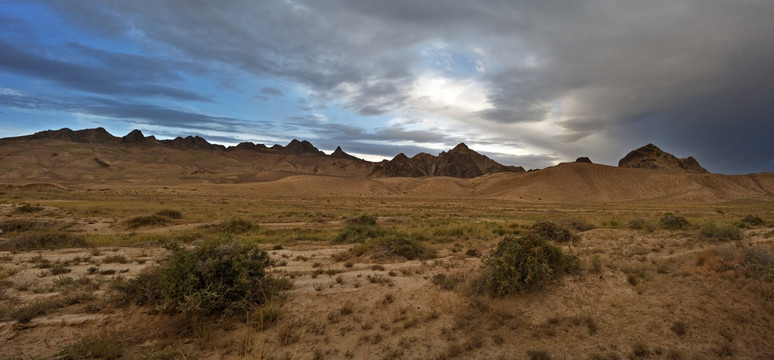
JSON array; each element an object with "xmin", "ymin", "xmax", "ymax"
[{"xmin": 1, "ymin": 0, "xmax": 772, "ymax": 173}]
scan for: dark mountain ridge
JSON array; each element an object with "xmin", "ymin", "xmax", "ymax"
[{"xmin": 2, "ymin": 128, "xmax": 524, "ymax": 178}]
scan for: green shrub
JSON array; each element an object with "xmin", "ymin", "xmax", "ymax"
[
  {"xmin": 125, "ymin": 215, "xmax": 168, "ymax": 229},
  {"xmin": 431, "ymin": 273, "xmax": 463, "ymax": 291},
  {"xmin": 0, "ymin": 219, "xmax": 50, "ymax": 233},
  {"xmin": 351, "ymin": 236, "xmax": 434, "ymax": 260},
  {"xmin": 627, "ymin": 218, "xmax": 656, "ymax": 232},
  {"xmin": 155, "ymin": 209, "xmax": 182, "ymax": 219},
  {"xmin": 699, "ymin": 223, "xmax": 743, "ymax": 241},
  {"xmin": 333, "ymin": 222, "xmax": 385, "ymax": 244},
  {"xmin": 741, "ymin": 247, "xmax": 774, "ymax": 282},
  {"xmin": 529, "ymin": 221, "xmax": 577, "ymax": 243},
  {"xmin": 0, "ymin": 231, "xmax": 87, "ymax": 251},
  {"xmin": 345, "ymin": 215, "xmax": 378, "ymax": 226},
  {"xmin": 116, "ymin": 239, "xmax": 290, "ymax": 317},
  {"xmin": 208, "ymin": 218, "xmax": 255, "ymax": 234},
  {"xmin": 54, "ymin": 337, "xmax": 122, "ymax": 360},
  {"xmin": 741, "ymin": 215, "xmax": 764, "ymax": 226},
  {"xmin": 475, "ymin": 234, "xmax": 579, "ymax": 297},
  {"xmin": 16, "ymin": 204, "xmax": 44, "ymax": 213},
  {"xmin": 660, "ymin": 213, "xmax": 690, "ymax": 230},
  {"xmin": 558, "ymin": 217, "xmax": 596, "ymax": 231}
]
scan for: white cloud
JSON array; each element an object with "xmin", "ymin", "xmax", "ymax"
[{"xmin": 410, "ymin": 73, "xmax": 491, "ymax": 113}]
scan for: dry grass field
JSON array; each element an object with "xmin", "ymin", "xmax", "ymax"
[{"xmin": 1, "ymin": 180, "xmax": 773, "ymax": 359}]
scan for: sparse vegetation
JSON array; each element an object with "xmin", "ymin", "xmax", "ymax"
[
  {"xmin": 351, "ymin": 236, "xmax": 434, "ymax": 260},
  {"xmin": 0, "ymin": 231, "xmax": 87, "ymax": 251},
  {"xmin": 627, "ymin": 218, "xmax": 656, "ymax": 232},
  {"xmin": 699, "ymin": 223, "xmax": 743, "ymax": 241},
  {"xmin": 54, "ymin": 337, "xmax": 123, "ymax": 359},
  {"xmin": 474, "ymin": 234, "xmax": 579, "ymax": 297},
  {"xmin": 740, "ymin": 214, "xmax": 764, "ymax": 226},
  {"xmin": 430, "ymin": 273, "xmax": 463, "ymax": 291},
  {"xmin": 115, "ymin": 239, "xmax": 290, "ymax": 317},
  {"xmin": 660, "ymin": 213, "xmax": 690, "ymax": 230},
  {"xmin": 529, "ymin": 221, "xmax": 577, "ymax": 242}
]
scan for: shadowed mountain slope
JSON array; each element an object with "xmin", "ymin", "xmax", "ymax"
[
  {"xmin": 369, "ymin": 143, "xmax": 525, "ymax": 178},
  {"xmin": 619, "ymin": 144, "xmax": 708, "ymax": 173}
]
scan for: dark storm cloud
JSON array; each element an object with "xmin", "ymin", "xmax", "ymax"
[
  {"xmin": 0, "ymin": 38, "xmax": 209, "ymax": 102},
  {"xmin": 9, "ymin": 0, "xmax": 773, "ymax": 173}
]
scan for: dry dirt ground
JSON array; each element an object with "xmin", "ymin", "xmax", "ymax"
[{"xmin": 1, "ymin": 184, "xmax": 773, "ymax": 359}]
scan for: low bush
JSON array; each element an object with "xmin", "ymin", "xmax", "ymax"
[
  {"xmin": 558, "ymin": 217, "xmax": 596, "ymax": 231},
  {"xmin": 741, "ymin": 215, "xmax": 764, "ymax": 226},
  {"xmin": 660, "ymin": 213, "xmax": 690, "ymax": 230},
  {"xmin": 529, "ymin": 221, "xmax": 577, "ymax": 243},
  {"xmin": 350, "ymin": 236, "xmax": 434, "ymax": 260},
  {"xmin": 431, "ymin": 273, "xmax": 463, "ymax": 291},
  {"xmin": 115, "ymin": 239, "xmax": 290, "ymax": 317},
  {"xmin": 206, "ymin": 218, "xmax": 255, "ymax": 234},
  {"xmin": 345, "ymin": 215, "xmax": 378, "ymax": 226},
  {"xmin": 627, "ymin": 218, "xmax": 656, "ymax": 232},
  {"xmin": 741, "ymin": 247, "xmax": 774, "ymax": 282},
  {"xmin": 125, "ymin": 215, "xmax": 168, "ymax": 229},
  {"xmin": 699, "ymin": 223, "xmax": 743, "ymax": 241},
  {"xmin": 54, "ymin": 337, "xmax": 122, "ymax": 360},
  {"xmin": 0, "ymin": 219, "xmax": 51, "ymax": 233},
  {"xmin": 474, "ymin": 234, "xmax": 579, "ymax": 297},
  {"xmin": 0, "ymin": 231, "xmax": 87, "ymax": 251},
  {"xmin": 15, "ymin": 204, "xmax": 44, "ymax": 213},
  {"xmin": 333, "ymin": 223, "xmax": 385, "ymax": 244},
  {"xmin": 154, "ymin": 209, "xmax": 182, "ymax": 219}
]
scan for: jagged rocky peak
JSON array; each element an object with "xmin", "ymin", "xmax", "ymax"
[
  {"xmin": 30, "ymin": 127, "xmax": 117, "ymax": 144},
  {"xmin": 331, "ymin": 146, "xmax": 360, "ymax": 161},
  {"xmin": 121, "ymin": 129, "xmax": 156, "ymax": 144},
  {"xmin": 283, "ymin": 139, "xmax": 323, "ymax": 155},
  {"xmin": 618, "ymin": 144, "xmax": 708, "ymax": 173},
  {"xmin": 368, "ymin": 143, "xmax": 525, "ymax": 178}
]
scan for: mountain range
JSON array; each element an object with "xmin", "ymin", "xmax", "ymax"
[{"xmin": 1, "ymin": 127, "xmax": 773, "ymax": 202}]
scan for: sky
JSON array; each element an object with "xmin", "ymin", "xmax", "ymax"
[{"xmin": 1, "ymin": 0, "xmax": 773, "ymax": 174}]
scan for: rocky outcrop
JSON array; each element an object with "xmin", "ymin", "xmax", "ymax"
[
  {"xmin": 576, "ymin": 157, "xmax": 592, "ymax": 163},
  {"xmin": 618, "ymin": 144, "xmax": 708, "ymax": 173},
  {"xmin": 369, "ymin": 143, "xmax": 525, "ymax": 178},
  {"xmin": 283, "ymin": 139, "xmax": 324, "ymax": 155},
  {"xmin": 121, "ymin": 129, "xmax": 159, "ymax": 145},
  {"xmin": 331, "ymin": 146, "xmax": 360, "ymax": 161}
]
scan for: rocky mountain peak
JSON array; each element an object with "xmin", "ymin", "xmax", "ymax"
[{"xmin": 618, "ymin": 144, "xmax": 708, "ymax": 173}]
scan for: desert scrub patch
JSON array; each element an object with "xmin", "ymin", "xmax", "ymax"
[
  {"xmin": 0, "ymin": 231, "xmax": 87, "ymax": 251},
  {"xmin": 350, "ymin": 236, "xmax": 434, "ymax": 260},
  {"xmin": 15, "ymin": 204, "xmax": 44, "ymax": 213},
  {"xmin": 659, "ymin": 213, "xmax": 690, "ymax": 230},
  {"xmin": 741, "ymin": 246, "xmax": 774, "ymax": 282},
  {"xmin": 430, "ymin": 273, "xmax": 464, "ymax": 291},
  {"xmin": 529, "ymin": 221, "xmax": 577, "ymax": 243},
  {"xmin": 54, "ymin": 337, "xmax": 122, "ymax": 360},
  {"xmin": 124, "ymin": 214, "xmax": 169, "ymax": 229},
  {"xmin": 699, "ymin": 223, "xmax": 743, "ymax": 241},
  {"xmin": 333, "ymin": 221, "xmax": 385, "ymax": 244},
  {"xmin": 203, "ymin": 218, "xmax": 256, "ymax": 234},
  {"xmin": 0, "ymin": 219, "xmax": 54, "ymax": 233},
  {"xmin": 740, "ymin": 214, "xmax": 764, "ymax": 226},
  {"xmin": 558, "ymin": 217, "xmax": 596, "ymax": 231},
  {"xmin": 114, "ymin": 239, "xmax": 291, "ymax": 318},
  {"xmin": 627, "ymin": 218, "xmax": 656, "ymax": 232},
  {"xmin": 154, "ymin": 209, "xmax": 182, "ymax": 219},
  {"xmin": 473, "ymin": 234, "xmax": 579, "ymax": 297}
]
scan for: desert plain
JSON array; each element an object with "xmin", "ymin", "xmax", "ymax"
[{"xmin": 1, "ymin": 131, "xmax": 773, "ymax": 360}]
